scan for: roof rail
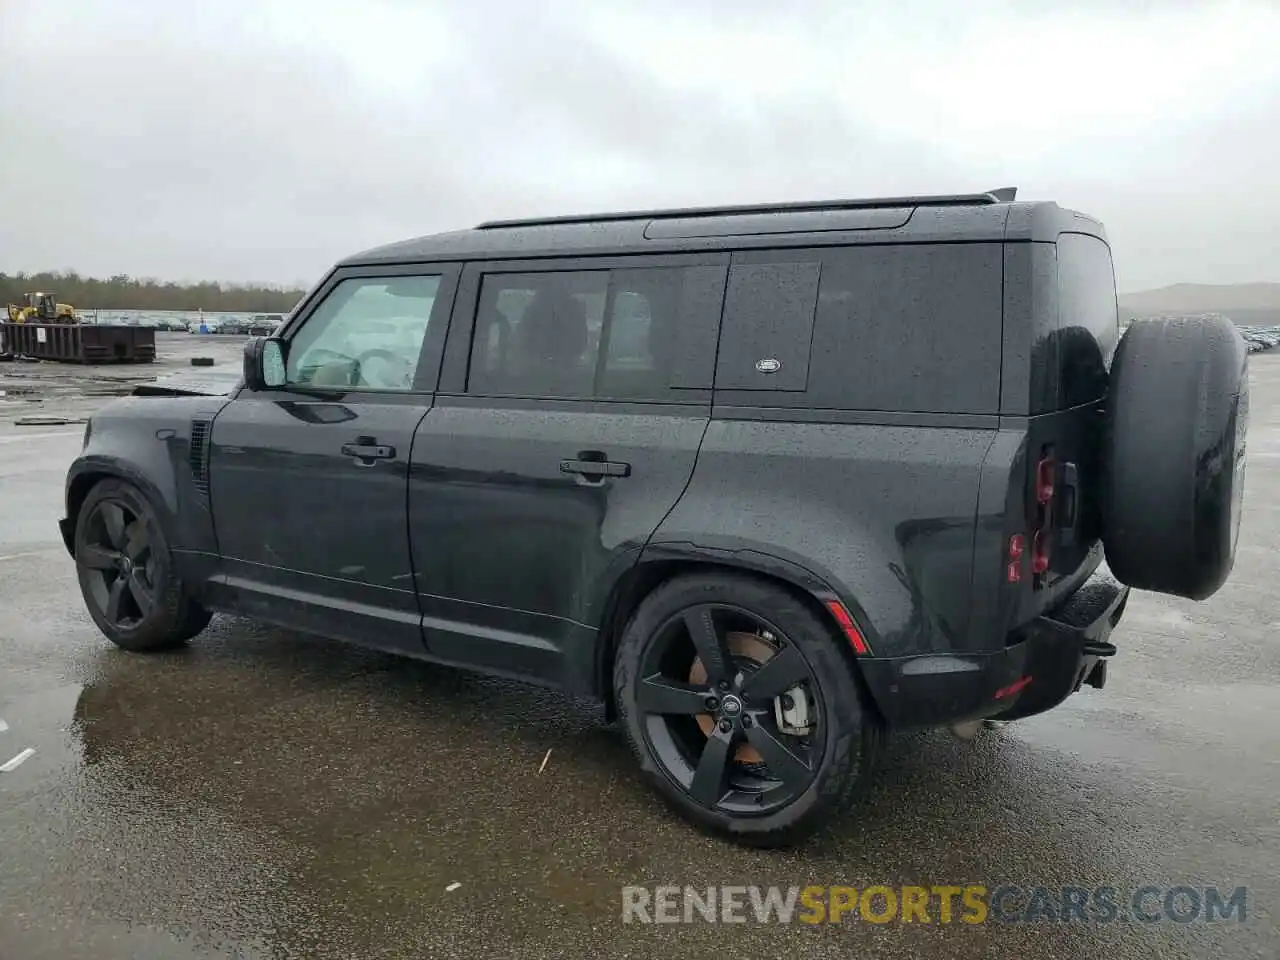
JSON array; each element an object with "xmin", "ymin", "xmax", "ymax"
[{"xmin": 475, "ymin": 187, "xmax": 1018, "ymax": 230}]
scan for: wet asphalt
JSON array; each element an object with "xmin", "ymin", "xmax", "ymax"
[{"xmin": 0, "ymin": 337, "xmax": 1277, "ymax": 959}]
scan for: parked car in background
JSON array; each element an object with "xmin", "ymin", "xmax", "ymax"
[
  {"xmin": 59, "ymin": 187, "xmax": 1250, "ymax": 846},
  {"xmin": 248, "ymin": 314, "xmax": 285, "ymax": 336}
]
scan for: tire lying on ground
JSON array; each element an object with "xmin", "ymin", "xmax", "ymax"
[{"xmin": 1102, "ymin": 316, "xmax": 1249, "ymax": 600}]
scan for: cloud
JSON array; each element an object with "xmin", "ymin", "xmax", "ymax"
[{"xmin": 0, "ymin": 0, "xmax": 1276, "ymax": 290}]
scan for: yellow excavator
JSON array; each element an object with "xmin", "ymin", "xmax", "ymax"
[{"xmin": 5, "ymin": 291, "xmax": 78, "ymax": 323}]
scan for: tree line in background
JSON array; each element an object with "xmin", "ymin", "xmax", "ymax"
[{"xmin": 0, "ymin": 271, "xmax": 306, "ymax": 313}]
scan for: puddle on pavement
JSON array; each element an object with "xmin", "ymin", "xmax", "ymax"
[
  {"xmin": 0, "ymin": 630, "xmax": 1110, "ymax": 957},
  {"xmin": 0, "ymin": 682, "xmax": 85, "ymax": 781}
]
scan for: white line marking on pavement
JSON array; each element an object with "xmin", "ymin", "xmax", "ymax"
[
  {"xmin": 0, "ymin": 747, "xmax": 35, "ymax": 772},
  {"xmin": 0, "ymin": 550, "xmax": 59, "ymax": 563},
  {"xmin": 0, "ymin": 431, "xmax": 81, "ymax": 444},
  {"xmin": 0, "ymin": 718, "xmax": 8, "ymax": 733}
]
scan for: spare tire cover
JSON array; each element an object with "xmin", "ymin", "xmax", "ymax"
[{"xmin": 1102, "ymin": 317, "xmax": 1249, "ymax": 600}]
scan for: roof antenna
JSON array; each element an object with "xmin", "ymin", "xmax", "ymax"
[{"xmin": 986, "ymin": 186, "xmax": 1018, "ymax": 202}]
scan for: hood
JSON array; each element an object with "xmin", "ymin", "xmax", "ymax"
[{"xmin": 132, "ymin": 366, "xmax": 243, "ymax": 397}]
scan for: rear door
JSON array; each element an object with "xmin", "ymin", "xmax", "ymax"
[
  {"xmin": 208, "ymin": 265, "xmax": 458, "ymax": 655},
  {"xmin": 996, "ymin": 232, "xmax": 1119, "ymax": 632},
  {"xmin": 1029, "ymin": 232, "xmax": 1119, "ymax": 586},
  {"xmin": 1047, "ymin": 232, "xmax": 1119, "ymax": 574},
  {"xmin": 407, "ymin": 254, "xmax": 727, "ymax": 688}
]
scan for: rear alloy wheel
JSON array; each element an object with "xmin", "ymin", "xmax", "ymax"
[
  {"xmin": 615, "ymin": 573, "xmax": 876, "ymax": 847},
  {"xmin": 75, "ymin": 479, "xmax": 211, "ymax": 651}
]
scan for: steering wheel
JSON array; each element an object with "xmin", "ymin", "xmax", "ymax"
[{"xmin": 354, "ymin": 348, "xmax": 414, "ymax": 389}]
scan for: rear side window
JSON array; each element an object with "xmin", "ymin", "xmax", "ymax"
[
  {"xmin": 713, "ymin": 244, "xmax": 1004, "ymax": 413},
  {"xmin": 809, "ymin": 244, "xmax": 1003, "ymax": 413},
  {"xmin": 467, "ymin": 264, "xmax": 724, "ymax": 400},
  {"xmin": 1056, "ymin": 233, "xmax": 1118, "ymax": 406}
]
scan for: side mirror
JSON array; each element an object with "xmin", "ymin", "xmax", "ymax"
[{"xmin": 243, "ymin": 337, "xmax": 287, "ymax": 390}]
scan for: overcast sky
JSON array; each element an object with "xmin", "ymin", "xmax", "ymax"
[{"xmin": 1, "ymin": 0, "xmax": 1277, "ymax": 292}]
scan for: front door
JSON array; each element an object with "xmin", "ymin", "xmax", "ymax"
[
  {"xmin": 407, "ymin": 255, "xmax": 727, "ymax": 688},
  {"xmin": 208, "ymin": 265, "xmax": 458, "ymax": 655}
]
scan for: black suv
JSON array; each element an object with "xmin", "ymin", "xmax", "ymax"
[{"xmin": 61, "ymin": 188, "xmax": 1249, "ymax": 845}]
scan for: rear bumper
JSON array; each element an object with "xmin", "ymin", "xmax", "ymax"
[{"xmin": 859, "ymin": 573, "xmax": 1130, "ymax": 728}]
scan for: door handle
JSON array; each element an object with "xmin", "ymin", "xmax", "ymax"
[
  {"xmin": 342, "ymin": 441, "xmax": 395, "ymax": 464},
  {"xmin": 560, "ymin": 458, "xmax": 631, "ymax": 479}
]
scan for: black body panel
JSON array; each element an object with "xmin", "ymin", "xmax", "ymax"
[
  {"xmin": 207, "ymin": 391, "xmax": 431, "ymax": 656},
  {"xmin": 860, "ymin": 572, "xmax": 1128, "ymax": 727},
  {"xmin": 653, "ymin": 416, "xmax": 997, "ymax": 669},
  {"xmin": 407, "ymin": 397, "xmax": 709, "ymax": 690},
  {"xmin": 64, "ymin": 394, "xmax": 233, "ymax": 589}
]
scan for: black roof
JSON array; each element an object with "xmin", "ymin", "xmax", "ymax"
[{"xmin": 339, "ymin": 188, "xmax": 1107, "ymax": 267}]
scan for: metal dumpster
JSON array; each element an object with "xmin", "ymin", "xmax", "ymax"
[{"xmin": 0, "ymin": 322, "xmax": 156, "ymax": 363}]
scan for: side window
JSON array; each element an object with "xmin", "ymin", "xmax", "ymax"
[
  {"xmin": 604, "ymin": 291, "xmax": 653, "ymax": 371},
  {"xmin": 806, "ymin": 244, "xmax": 1003, "ymax": 413},
  {"xmin": 715, "ymin": 260, "xmax": 821, "ymax": 391},
  {"xmin": 1056, "ymin": 233, "xmax": 1118, "ymax": 406},
  {"xmin": 597, "ymin": 268, "xmax": 687, "ymax": 399},
  {"xmin": 287, "ymin": 275, "xmax": 440, "ymax": 390},
  {"xmin": 466, "ymin": 264, "xmax": 722, "ymax": 400},
  {"xmin": 469, "ymin": 271, "xmax": 607, "ymax": 398}
]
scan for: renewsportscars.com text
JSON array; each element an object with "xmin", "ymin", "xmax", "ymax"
[{"xmin": 621, "ymin": 884, "xmax": 1248, "ymax": 925}]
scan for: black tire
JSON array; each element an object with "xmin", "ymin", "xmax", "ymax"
[
  {"xmin": 614, "ymin": 572, "xmax": 877, "ymax": 847},
  {"xmin": 74, "ymin": 478, "xmax": 212, "ymax": 651},
  {"xmin": 1102, "ymin": 317, "xmax": 1249, "ymax": 600}
]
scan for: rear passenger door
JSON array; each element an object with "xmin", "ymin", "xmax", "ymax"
[{"xmin": 407, "ymin": 254, "xmax": 727, "ymax": 688}]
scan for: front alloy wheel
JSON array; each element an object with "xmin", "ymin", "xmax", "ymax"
[
  {"xmin": 79, "ymin": 498, "xmax": 160, "ymax": 629},
  {"xmin": 74, "ymin": 478, "xmax": 212, "ymax": 650}
]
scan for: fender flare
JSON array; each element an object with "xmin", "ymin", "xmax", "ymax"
[
  {"xmin": 596, "ymin": 540, "xmax": 889, "ymax": 719},
  {"xmin": 63, "ymin": 455, "xmax": 180, "ymax": 554}
]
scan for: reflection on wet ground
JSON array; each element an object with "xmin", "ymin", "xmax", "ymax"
[{"xmin": 1, "ymin": 363, "xmax": 1279, "ymax": 959}]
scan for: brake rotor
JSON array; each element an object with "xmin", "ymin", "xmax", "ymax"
[{"xmin": 689, "ymin": 630, "xmax": 778, "ymax": 763}]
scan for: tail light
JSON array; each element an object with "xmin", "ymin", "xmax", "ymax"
[
  {"xmin": 1009, "ymin": 449, "xmax": 1056, "ymax": 589},
  {"xmin": 1007, "ymin": 534, "xmax": 1025, "ymax": 583},
  {"xmin": 1030, "ymin": 450, "xmax": 1055, "ymax": 583},
  {"xmin": 1036, "ymin": 453, "xmax": 1056, "ymax": 504},
  {"xmin": 1031, "ymin": 530, "xmax": 1050, "ymax": 575}
]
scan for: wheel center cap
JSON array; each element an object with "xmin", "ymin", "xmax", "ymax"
[
  {"xmin": 119, "ymin": 557, "xmax": 132, "ymax": 574},
  {"xmin": 720, "ymin": 695, "xmax": 742, "ymax": 717}
]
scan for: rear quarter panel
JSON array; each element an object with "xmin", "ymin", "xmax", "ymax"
[{"xmin": 650, "ymin": 418, "xmax": 997, "ymax": 659}]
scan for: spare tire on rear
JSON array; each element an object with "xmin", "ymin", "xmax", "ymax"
[{"xmin": 1102, "ymin": 316, "xmax": 1249, "ymax": 600}]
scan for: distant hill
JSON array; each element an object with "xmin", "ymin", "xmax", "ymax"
[{"xmin": 1120, "ymin": 283, "xmax": 1280, "ymax": 326}]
